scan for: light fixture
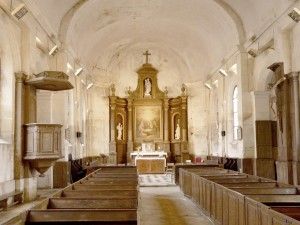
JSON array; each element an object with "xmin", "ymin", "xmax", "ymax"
[
  {"xmin": 204, "ymin": 83, "xmax": 212, "ymax": 90},
  {"xmin": 87, "ymin": 83, "xmax": 94, "ymax": 90},
  {"xmin": 35, "ymin": 37, "xmax": 42, "ymax": 44},
  {"xmin": 74, "ymin": 67, "xmax": 83, "ymax": 76},
  {"xmin": 229, "ymin": 64, "xmax": 237, "ymax": 74},
  {"xmin": 67, "ymin": 63, "xmax": 73, "ymax": 70},
  {"xmin": 248, "ymin": 49, "xmax": 258, "ymax": 58},
  {"xmin": 11, "ymin": 3, "xmax": 28, "ymax": 20},
  {"xmin": 218, "ymin": 69, "xmax": 228, "ymax": 77},
  {"xmin": 288, "ymin": 8, "xmax": 300, "ymax": 22},
  {"xmin": 49, "ymin": 45, "xmax": 58, "ymax": 56},
  {"xmin": 35, "ymin": 36, "xmax": 47, "ymax": 53}
]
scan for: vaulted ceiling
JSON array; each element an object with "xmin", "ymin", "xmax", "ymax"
[{"xmin": 29, "ymin": 0, "xmax": 294, "ymax": 85}]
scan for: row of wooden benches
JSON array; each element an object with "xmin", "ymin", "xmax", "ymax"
[
  {"xmin": 179, "ymin": 166, "xmax": 300, "ymax": 225},
  {"xmin": 26, "ymin": 166, "xmax": 139, "ymax": 224}
]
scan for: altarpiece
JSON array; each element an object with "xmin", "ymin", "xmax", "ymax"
[{"xmin": 108, "ymin": 52, "xmax": 189, "ymax": 165}]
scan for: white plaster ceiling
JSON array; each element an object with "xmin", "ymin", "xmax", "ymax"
[{"xmin": 29, "ymin": 0, "xmax": 296, "ymax": 86}]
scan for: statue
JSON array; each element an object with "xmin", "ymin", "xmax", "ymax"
[
  {"xmin": 175, "ymin": 123, "xmax": 180, "ymax": 140},
  {"xmin": 116, "ymin": 123, "xmax": 123, "ymax": 140},
  {"xmin": 144, "ymin": 78, "xmax": 151, "ymax": 96}
]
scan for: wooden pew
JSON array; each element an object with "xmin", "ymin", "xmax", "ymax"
[
  {"xmin": 179, "ymin": 167, "xmax": 300, "ymax": 225},
  {"xmin": 82, "ymin": 179, "xmax": 138, "ymax": 186},
  {"xmin": 48, "ymin": 197, "xmax": 137, "ymax": 209},
  {"xmin": 62, "ymin": 189, "xmax": 138, "ymax": 198},
  {"xmin": 26, "ymin": 166, "xmax": 139, "ymax": 225},
  {"xmin": 72, "ymin": 184, "xmax": 137, "ymax": 190},
  {"xmin": 27, "ymin": 209, "xmax": 137, "ymax": 224},
  {"xmin": 0, "ymin": 191, "xmax": 23, "ymax": 211}
]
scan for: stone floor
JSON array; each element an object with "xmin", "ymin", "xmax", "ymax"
[{"xmin": 139, "ymin": 186, "xmax": 214, "ymax": 225}]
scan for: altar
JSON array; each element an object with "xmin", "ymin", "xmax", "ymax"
[
  {"xmin": 130, "ymin": 147, "xmax": 167, "ymax": 173},
  {"xmin": 135, "ymin": 157, "xmax": 166, "ymax": 174}
]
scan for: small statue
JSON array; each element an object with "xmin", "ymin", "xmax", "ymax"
[
  {"xmin": 175, "ymin": 123, "xmax": 180, "ymax": 140},
  {"xmin": 116, "ymin": 123, "xmax": 123, "ymax": 140},
  {"xmin": 144, "ymin": 78, "xmax": 152, "ymax": 96}
]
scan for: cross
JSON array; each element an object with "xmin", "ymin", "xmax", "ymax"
[{"xmin": 143, "ymin": 50, "xmax": 151, "ymax": 64}]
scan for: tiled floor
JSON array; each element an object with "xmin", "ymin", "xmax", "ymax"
[
  {"xmin": 139, "ymin": 186, "xmax": 214, "ymax": 225},
  {"xmin": 139, "ymin": 174, "xmax": 175, "ymax": 187}
]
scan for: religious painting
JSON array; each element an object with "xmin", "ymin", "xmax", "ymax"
[{"xmin": 134, "ymin": 106, "xmax": 162, "ymax": 140}]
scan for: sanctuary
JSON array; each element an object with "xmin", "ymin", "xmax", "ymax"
[{"xmin": 108, "ymin": 51, "xmax": 189, "ymax": 170}]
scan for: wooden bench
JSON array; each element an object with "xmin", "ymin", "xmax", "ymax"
[
  {"xmin": 72, "ymin": 184, "xmax": 138, "ymax": 190},
  {"xmin": 231, "ymin": 187, "xmax": 297, "ymax": 195},
  {"xmin": 0, "ymin": 191, "xmax": 23, "ymax": 211},
  {"xmin": 179, "ymin": 167, "xmax": 300, "ymax": 225},
  {"xmin": 27, "ymin": 209, "xmax": 137, "ymax": 224},
  {"xmin": 26, "ymin": 167, "xmax": 139, "ymax": 224},
  {"xmin": 62, "ymin": 189, "xmax": 138, "ymax": 198},
  {"xmin": 83, "ymin": 179, "xmax": 138, "ymax": 186},
  {"xmin": 48, "ymin": 197, "xmax": 138, "ymax": 209}
]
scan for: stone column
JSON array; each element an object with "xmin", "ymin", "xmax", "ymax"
[
  {"xmin": 289, "ymin": 72, "xmax": 300, "ymax": 185},
  {"xmin": 127, "ymin": 98, "xmax": 133, "ymax": 163},
  {"xmin": 14, "ymin": 73, "xmax": 26, "ymax": 181},
  {"xmin": 14, "ymin": 73, "xmax": 37, "ymax": 201},
  {"xmin": 163, "ymin": 98, "xmax": 170, "ymax": 156},
  {"xmin": 109, "ymin": 96, "xmax": 117, "ymax": 164}
]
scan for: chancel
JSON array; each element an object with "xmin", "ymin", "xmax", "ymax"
[{"xmin": 0, "ymin": 1, "xmax": 300, "ymax": 225}]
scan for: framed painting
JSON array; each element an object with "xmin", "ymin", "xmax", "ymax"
[{"xmin": 134, "ymin": 106, "xmax": 162, "ymax": 140}]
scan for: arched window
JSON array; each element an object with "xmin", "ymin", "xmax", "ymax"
[{"xmin": 232, "ymin": 86, "xmax": 239, "ymax": 140}]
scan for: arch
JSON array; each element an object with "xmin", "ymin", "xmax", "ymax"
[{"xmin": 212, "ymin": 0, "xmax": 246, "ymax": 44}]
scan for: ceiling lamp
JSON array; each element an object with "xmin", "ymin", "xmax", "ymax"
[
  {"xmin": 248, "ymin": 49, "xmax": 258, "ymax": 58},
  {"xmin": 288, "ymin": 8, "xmax": 300, "ymax": 22},
  {"xmin": 74, "ymin": 67, "xmax": 83, "ymax": 76},
  {"xmin": 87, "ymin": 83, "xmax": 94, "ymax": 90},
  {"xmin": 49, "ymin": 45, "xmax": 58, "ymax": 56},
  {"xmin": 218, "ymin": 69, "xmax": 228, "ymax": 77},
  {"xmin": 11, "ymin": 3, "xmax": 28, "ymax": 20},
  {"xmin": 204, "ymin": 83, "xmax": 212, "ymax": 90}
]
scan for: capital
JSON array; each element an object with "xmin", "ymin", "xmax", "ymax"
[{"xmin": 15, "ymin": 72, "xmax": 26, "ymax": 82}]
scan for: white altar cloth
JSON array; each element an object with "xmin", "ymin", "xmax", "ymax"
[{"xmin": 130, "ymin": 151, "xmax": 167, "ymax": 158}]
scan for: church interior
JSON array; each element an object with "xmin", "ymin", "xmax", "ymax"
[{"xmin": 0, "ymin": 0, "xmax": 300, "ymax": 224}]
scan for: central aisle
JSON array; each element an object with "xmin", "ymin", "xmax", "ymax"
[{"xmin": 139, "ymin": 186, "xmax": 214, "ymax": 225}]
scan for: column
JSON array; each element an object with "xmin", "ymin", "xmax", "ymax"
[
  {"xmin": 127, "ymin": 98, "xmax": 133, "ymax": 163},
  {"xmin": 109, "ymin": 96, "xmax": 117, "ymax": 164},
  {"xmin": 289, "ymin": 72, "xmax": 300, "ymax": 185},
  {"xmin": 14, "ymin": 73, "xmax": 37, "ymax": 201},
  {"xmin": 181, "ymin": 96, "xmax": 189, "ymax": 161},
  {"xmin": 163, "ymin": 98, "xmax": 170, "ymax": 155},
  {"xmin": 14, "ymin": 73, "xmax": 26, "ymax": 181}
]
